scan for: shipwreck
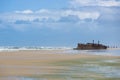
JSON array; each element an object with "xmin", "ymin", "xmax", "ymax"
[{"xmin": 74, "ymin": 40, "xmax": 107, "ymax": 50}]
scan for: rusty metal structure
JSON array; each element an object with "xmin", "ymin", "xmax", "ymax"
[{"xmin": 74, "ymin": 40, "xmax": 107, "ymax": 50}]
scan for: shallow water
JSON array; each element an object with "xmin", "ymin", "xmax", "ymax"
[{"xmin": 64, "ymin": 49, "xmax": 120, "ymax": 56}]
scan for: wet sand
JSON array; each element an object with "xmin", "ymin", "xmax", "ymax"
[{"xmin": 0, "ymin": 50, "xmax": 120, "ymax": 80}]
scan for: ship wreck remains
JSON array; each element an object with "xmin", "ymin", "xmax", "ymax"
[{"xmin": 74, "ymin": 40, "xmax": 107, "ymax": 50}]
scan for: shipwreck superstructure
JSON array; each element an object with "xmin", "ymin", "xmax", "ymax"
[{"xmin": 74, "ymin": 40, "xmax": 107, "ymax": 50}]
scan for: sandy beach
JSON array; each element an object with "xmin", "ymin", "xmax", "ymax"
[{"xmin": 0, "ymin": 50, "xmax": 120, "ymax": 80}]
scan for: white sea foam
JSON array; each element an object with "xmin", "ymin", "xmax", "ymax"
[{"xmin": 0, "ymin": 46, "xmax": 72, "ymax": 52}]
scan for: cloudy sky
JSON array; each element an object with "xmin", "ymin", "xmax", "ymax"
[{"xmin": 0, "ymin": 0, "xmax": 120, "ymax": 47}]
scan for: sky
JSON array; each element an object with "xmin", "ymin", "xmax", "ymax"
[{"xmin": 0, "ymin": 0, "xmax": 120, "ymax": 47}]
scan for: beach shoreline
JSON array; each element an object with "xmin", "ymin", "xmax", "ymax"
[{"xmin": 0, "ymin": 50, "xmax": 120, "ymax": 80}]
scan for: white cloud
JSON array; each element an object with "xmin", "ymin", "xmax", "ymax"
[
  {"xmin": 0, "ymin": 9, "xmax": 100, "ymax": 23},
  {"xmin": 15, "ymin": 10, "xmax": 33, "ymax": 14},
  {"xmin": 63, "ymin": 10, "xmax": 100, "ymax": 20},
  {"xmin": 70, "ymin": 0, "xmax": 120, "ymax": 7},
  {"xmin": 0, "ymin": 9, "xmax": 101, "ymax": 32},
  {"xmin": 98, "ymin": 0, "xmax": 120, "ymax": 7},
  {"xmin": 35, "ymin": 9, "xmax": 50, "ymax": 13}
]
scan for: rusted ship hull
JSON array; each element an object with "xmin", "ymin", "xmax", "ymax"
[
  {"xmin": 74, "ymin": 46, "xmax": 107, "ymax": 50},
  {"xmin": 74, "ymin": 41, "xmax": 107, "ymax": 50}
]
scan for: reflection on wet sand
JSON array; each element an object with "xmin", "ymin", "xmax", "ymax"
[{"xmin": 0, "ymin": 50, "xmax": 120, "ymax": 80}]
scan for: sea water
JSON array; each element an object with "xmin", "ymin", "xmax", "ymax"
[{"xmin": 65, "ymin": 48, "xmax": 120, "ymax": 56}]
